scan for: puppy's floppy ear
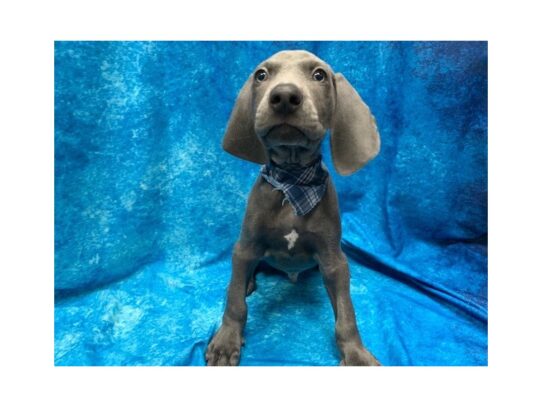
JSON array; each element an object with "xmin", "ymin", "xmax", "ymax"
[
  {"xmin": 222, "ymin": 77, "xmax": 267, "ymax": 164},
  {"xmin": 330, "ymin": 73, "xmax": 380, "ymax": 176}
]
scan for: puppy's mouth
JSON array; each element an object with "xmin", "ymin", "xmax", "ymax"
[{"xmin": 263, "ymin": 124, "xmax": 309, "ymax": 147}]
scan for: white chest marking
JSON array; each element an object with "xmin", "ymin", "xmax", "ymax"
[{"xmin": 284, "ymin": 229, "xmax": 299, "ymax": 250}]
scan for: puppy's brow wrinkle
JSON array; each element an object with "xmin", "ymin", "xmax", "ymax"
[{"xmin": 262, "ymin": 61, "xmax": 280, "ymax": 73}]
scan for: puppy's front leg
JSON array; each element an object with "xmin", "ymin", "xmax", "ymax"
[
  {"xmin": 206, "ymin": 242, "xmax": 260, "ymax": 366},
  {"xmin": 317, "ymin": 249, "xmax": 380, "ymax": 366}
]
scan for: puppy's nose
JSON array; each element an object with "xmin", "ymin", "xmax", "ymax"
[{"xmin": 269, "ymin": 84, "xmax": 303, "ymax": 114}]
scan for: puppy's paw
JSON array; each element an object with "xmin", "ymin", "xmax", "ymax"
[
  {"xmin": 340, "ymin": 346, "xmax": 381, "ymax": 366},
  {"xmin": 205, "ymin": 325, "xmax": 243, "ymax": 366}
]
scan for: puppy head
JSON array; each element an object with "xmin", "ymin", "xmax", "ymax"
[{"xmin": 223, "ymin": 50, "xmax": 380, "ymax": 174}]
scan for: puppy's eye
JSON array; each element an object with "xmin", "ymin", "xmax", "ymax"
[
  {"xmin": 255, "ymin": 69, "xmax": 268, "ymax": 82},
  {"xmin": 312, "ymin": 69, "xmax": 327, "ymax": 82}
]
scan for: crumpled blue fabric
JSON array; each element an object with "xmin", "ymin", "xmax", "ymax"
[{"xmin": 54, "ymin": 41, "xmax": 487, "ymax": 366}]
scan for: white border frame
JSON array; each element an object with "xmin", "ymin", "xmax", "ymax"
[{"xmin": 2, "ymin": 0, "xmax": 541, "ymax": 405}]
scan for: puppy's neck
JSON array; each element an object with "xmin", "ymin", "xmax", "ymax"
[
  {"xmin": 265, "ymin": 144, "xmax": 323, "ymax": 171},
  {"xmin": 268, "ymin": 154, "xmax": 323, "ymax": 172}
]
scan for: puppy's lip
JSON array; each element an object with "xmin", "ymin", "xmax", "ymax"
[
  {"xmin": 264, "ymin": 124, "xmax": 305, "ymax": 138},
  {"xmin": 263, "ymin": 124, "xmax": 310, "ymax": 147}
]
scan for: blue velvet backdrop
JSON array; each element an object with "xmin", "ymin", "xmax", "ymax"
[{"xmin": 54, "ymin": 41, "xmax": 487, "ymax": 366}]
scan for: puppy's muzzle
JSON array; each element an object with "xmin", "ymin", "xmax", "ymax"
[
  {"xmin": 265, "ymin": 124, "xmax": 307, "ymax": 147},
  {"xmin": 269, "ymin": 83, "xmax": 303, "ymax": 115}
]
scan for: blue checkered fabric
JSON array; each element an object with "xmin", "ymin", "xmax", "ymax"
[{"xmin": 260, "ymin": 156, "xmax": 329, "ymax": 216}]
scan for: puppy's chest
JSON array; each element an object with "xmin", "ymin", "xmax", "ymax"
[
  {"xmin": 262, "ymin": 223, "xmax": 316, "ymax": 272},
  {"xmin": 260, "ymin": 209, "xmax": 315, "ymax": 255},
  {"xmin": 254, "ymin": 179, "xmax": 321, "ymax": 255},
  {"xmin": 266, "ymin": 226, "xmax": 304, "ymax": 252}
]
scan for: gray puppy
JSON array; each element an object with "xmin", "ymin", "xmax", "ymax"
[{"xmin": 206, "ymin": 50, "xmax": 381, "ymax": 366}]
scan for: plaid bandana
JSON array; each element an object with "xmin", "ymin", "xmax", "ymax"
[{"xmin": 261, "ymin": 156, "xmax": 329, "ymax": 216}]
